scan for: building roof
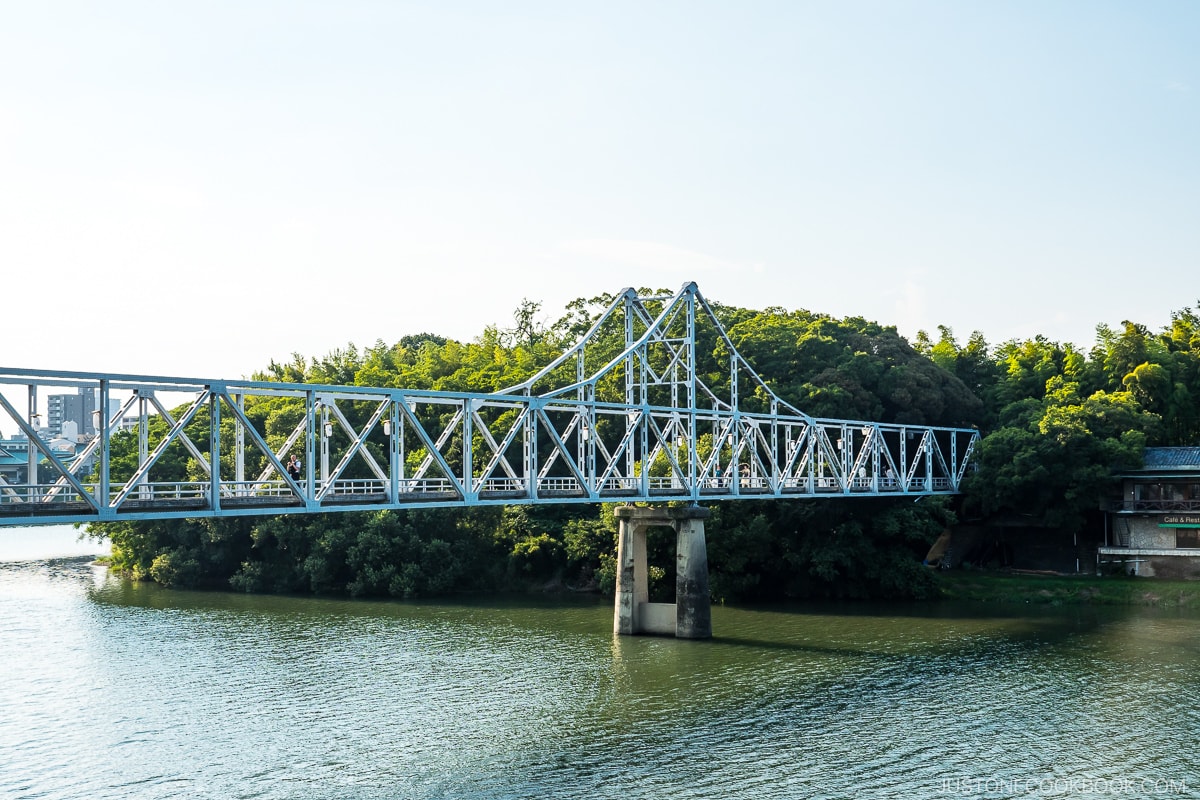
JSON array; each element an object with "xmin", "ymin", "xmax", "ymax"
[
  {"xmin": 0, "ymin": 445, "xmax": 22, "ymax": 468},
  {"xmin": 1142, "ymin": 447, "xmax": 1200, "ymax": 470},
  {"xmin": 1116, "ymin": 446, "xmax": 1200, "ymax": 478}
]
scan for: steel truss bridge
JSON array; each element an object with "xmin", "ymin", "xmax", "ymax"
[{"xmin": 0, "ymin": 283, "xmax": 979, "ymax": 527}]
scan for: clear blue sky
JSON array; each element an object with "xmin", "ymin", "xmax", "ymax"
[{"xmin": 2, "ymin": 1, "xmax": 1197, "ymax": 380}]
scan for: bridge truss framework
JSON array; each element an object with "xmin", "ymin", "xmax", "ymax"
[{"xmin": 0, "ymin": 283, "xmax": 979, "ymax": 527}]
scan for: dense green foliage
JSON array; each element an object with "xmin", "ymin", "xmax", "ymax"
[
  {"xmin": 92, "ymin": 295, "xmax": 1200, "ymax": 601},
  {"xmin": 922, "ymin": 310, "xmax": 1200, "ymax": 534}
]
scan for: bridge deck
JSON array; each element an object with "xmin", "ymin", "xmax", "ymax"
[{"xmin": 0, "ymin": 476, "xmax": 957, "ymax": 525}]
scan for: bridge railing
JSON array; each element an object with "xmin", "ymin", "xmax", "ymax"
[
  {"xmin": 0, "ymin": 470, "xmax": 963, "ymax": 515},
  {"xmin": 0, "ymin": 481, "xmax": 211, "ymax": 506}
]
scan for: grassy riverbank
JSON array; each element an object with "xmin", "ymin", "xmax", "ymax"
[{"xmin": 934, "ymin": 570, "xmax": 1200, "ymax": 608}]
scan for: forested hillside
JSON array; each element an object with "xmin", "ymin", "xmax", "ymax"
[{"xmin": 92, "ymin": 293, "xmax": 1200, "ymax": 601}]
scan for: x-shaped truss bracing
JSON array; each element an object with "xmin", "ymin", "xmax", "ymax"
[{"xmin": 0, "ymin": 283, "xmax": 980, "ymax": 526}]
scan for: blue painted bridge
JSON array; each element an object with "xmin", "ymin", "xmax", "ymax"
[{"xmin": 0, "ymin": 283, "xmax": 979, "ymax": 528}]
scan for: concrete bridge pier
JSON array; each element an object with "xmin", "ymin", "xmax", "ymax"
[{"xmin": 613, "ymin": 505, "xmax": 711, "ymax": 639}]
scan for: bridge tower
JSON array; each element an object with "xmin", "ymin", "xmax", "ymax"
[{"xmin": 613, "ymin": 504, "xmax": 711, "ymax": 639}]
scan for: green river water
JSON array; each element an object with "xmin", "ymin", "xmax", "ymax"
[{"xmin": 1, "ymin": 525, "xmax": 1198, "ymax": 800}]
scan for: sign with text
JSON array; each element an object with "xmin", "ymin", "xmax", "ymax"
[{"xmin": 1160, "ymin": 515, "xmax": 1200, "ymax": 527}]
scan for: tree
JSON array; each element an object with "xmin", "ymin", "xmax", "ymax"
[
  {"xmin": 965, "ymin": 377, "xmax": 1155, "ymax": 534},
  {"xmin": 504, "ymin": 299, "xmax": 547, "ymax": 349}
]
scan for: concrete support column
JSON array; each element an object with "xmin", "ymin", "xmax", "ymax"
[
  {"xmin": 613, "ymin": 513, "xmax": 648, "ymax": 635},
  {"xmin": 675, "ymin": 515, "xmax": 711, "ymax": 639},
  {"xmin": 613, "ymin": 505, "xmax": 711, "ymax": 639}
]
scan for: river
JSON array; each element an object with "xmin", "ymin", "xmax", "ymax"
[{"xmin": 1, "ymin": 524, "xmax": 1197, "ymax": 800}]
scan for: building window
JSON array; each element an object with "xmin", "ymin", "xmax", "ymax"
[
  {"xmin": 1135, "ymin": 483, "xmax": 1200, "ymax": 510},
  {"xmin": 1176, "ymin": 529, "xmax": 1200, "ymax": 549}
]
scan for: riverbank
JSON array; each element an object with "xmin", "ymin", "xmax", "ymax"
[{"xmin": 934, "ymin": 570, "xmax": 1200, "ymax": 607}]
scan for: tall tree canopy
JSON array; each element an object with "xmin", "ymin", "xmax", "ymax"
[{"xmin": 92, "ymin": 292, "xmax": 1200, "ymax": 598}]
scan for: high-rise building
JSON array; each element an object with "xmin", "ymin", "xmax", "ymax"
[{"xmin": 46, "ymin": 388, "xmax": 97, "ymax": 438}]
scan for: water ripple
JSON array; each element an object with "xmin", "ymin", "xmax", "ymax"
[{"xmin": 2, "ymin": 561, "xmax": 1200, "ymax": 799}]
